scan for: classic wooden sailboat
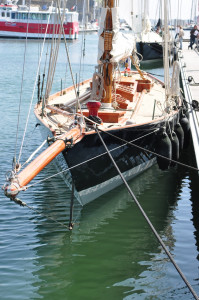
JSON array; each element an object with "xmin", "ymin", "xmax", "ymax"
[{"xmin": 3, "ymin": 0, "xmax": 186, "ymax": 208}]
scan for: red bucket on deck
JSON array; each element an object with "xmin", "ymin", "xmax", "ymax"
[{"xmin": 86, "ymin": 101, "xmax": 101, "ymax": 116}]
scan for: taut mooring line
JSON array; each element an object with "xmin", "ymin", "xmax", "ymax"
[{"xmin": 95, "ymin": 127, "xmax": 199, "ymax": 300}]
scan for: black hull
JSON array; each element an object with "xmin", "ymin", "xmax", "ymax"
[
  {"xmin": 62, "ymin": 115, "xmax": 178, "ymax": 205},
  {"xmin": 136, "ymin": 42, "xmax": 163, "ymax": 61}
]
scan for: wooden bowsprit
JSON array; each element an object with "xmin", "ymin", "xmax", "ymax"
[{"xmin": 3, "ymin": 127, "xmax": 82, "ymax": 199}]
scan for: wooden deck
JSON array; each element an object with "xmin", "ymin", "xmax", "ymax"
[
  {"xmin": 43, "ymin": 73, "xmax": 166, "ymax": 133},
  {"xmin": 179, "ymin": 42, "xmax": 199, "ymax": 169}
]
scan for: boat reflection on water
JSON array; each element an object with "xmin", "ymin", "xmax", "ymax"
[
  {"xmin": 32, "ymin": 162, "xmax": 176, "ymax": 233},
  {"xmin": 178, "ymin": 145, "xmax": 199, "ymax": 260},
  {"xmin": 28, "ymin": 163, "xmax": 184, "ymax": 299},
  {"xmin": 190, "ymin": 174, "xmax": 199, "ymax": 258}
]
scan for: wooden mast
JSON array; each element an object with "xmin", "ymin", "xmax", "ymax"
[{"xmin": 101, "ymin": 0, "xmax": 114, "ymax": 107}]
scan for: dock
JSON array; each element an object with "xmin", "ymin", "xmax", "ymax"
[{"xmin": 179, "ymin": 42, "xmax": 199, "ymax": 169}]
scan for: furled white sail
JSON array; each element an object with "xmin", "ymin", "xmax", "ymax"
[{"xmin": 98, "ymin": 7, "xmax": 135, "ymax": 64}]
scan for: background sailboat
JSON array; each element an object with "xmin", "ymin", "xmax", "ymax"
[{"xmin": 119, "ymin": 0, "xmax": 163, "ymax": 62}]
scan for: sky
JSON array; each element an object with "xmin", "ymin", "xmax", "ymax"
[
  {"xmin": 119, "ymin": 0, "xmax": 198, "ymax": 21},
  {"xmin": 148, "ymin": 0, "xmax": 197, "ymax": 20},
  {"xmin": 119, "ymin": 0, "xmax": 198, "ymax": 28}
]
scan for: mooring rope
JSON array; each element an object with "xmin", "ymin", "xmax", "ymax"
[{"xmin": 95, "ymin": 126, "xmax": 199, "ymax": 300}]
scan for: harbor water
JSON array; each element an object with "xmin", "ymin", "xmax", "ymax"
[{"xmin": 1, "ymin": 33, "xmax": 199, "ymax": 300}]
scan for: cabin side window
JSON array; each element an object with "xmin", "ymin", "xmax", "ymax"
[
  {"xmin": 11, "ymin": 12, "xmax": 16, "ymax": 19},
  {"xmin": 21, "ymin": 13, "xmax": 26, "ymax": 20},
  {"xmin": 42, "ymin": 14, "xmax": 49, "ymax": 20},
  {"xmin": 30, "ymin": 13, "xmax": 39, "ymax": 20},
  {"xmin": 7, "ymin": 12, "xmax": 10, "ymax": 18},
  {"xmin": 2, "ymin": 11, "xmax": 5, "ymax": 17}
]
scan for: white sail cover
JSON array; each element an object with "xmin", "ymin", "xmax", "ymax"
[{"xmin": 98, "ymin": 7, "xmax": 135, "ymax": 64}]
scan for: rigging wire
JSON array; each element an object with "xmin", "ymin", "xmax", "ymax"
[
  {"xmin": 177, "ymin": 0, "xmax": 180, "ymax": 25},
  {"xmin": 45, "ymin": 2, "xmax": 63, "ymax": 99},
  {"xmin": 163, "ymin": 0, "xmax": 170, "ymax": 100},
  {"xmin": 21, "ymin": 139, "xmax": 47, "ymax": 168},
  {"xmin": 49, "ymin": 4, "xmax": 64, "ymax": 85},
  {"xmin": 191, "ymin": 0, "xmax": 194, "ymax": 22},
  {"xmin": 56, "ymin": 0, "xmax": 78, "ymax": 99},
  {"xmin": 56, "ymin": 0, "xmax": 85, "ymax": 120},
  {"xmin": 14, "ymin": 1, "xmax": 32, "ymax": 164},
  {"xmin": 190, "ymin": 0, "xmax": 198, "ymax": 22},
  {"xmin": 154, "ymin": 0, "xmax": 159, "ymax": 26},
  {"xmin": 17, "ymin": 3, "xmax": 53, "ymax": 165},
  {"xmin": 179, "ymin": 0, "xmax": 182, "ymax": 24},
  {"xmin": 78, "ymin": 0, "xmax": 86, "ymax": 89},
  {"xmin": 168, "ymin": 0, "xmax": 171, "ymax": 25},
  {"xmin": 40, "ymin": 47, "xmax": 49, "ymax": 103}
]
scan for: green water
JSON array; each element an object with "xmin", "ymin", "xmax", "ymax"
[{"xmin": 0, "ymin": 34, "xmax": 199, "ymax": 300}]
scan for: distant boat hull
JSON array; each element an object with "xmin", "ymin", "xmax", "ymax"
[
  {"xmin": 0, "ymin": 3, "xmax": 79, "ymax": 40},
  {"xmin": 0, "ymin": 22, "xmax": 79, "ymax": 39},
  {"xmin": 136, "ymin": 42, "xmax": 163, "ymax": 61}
]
